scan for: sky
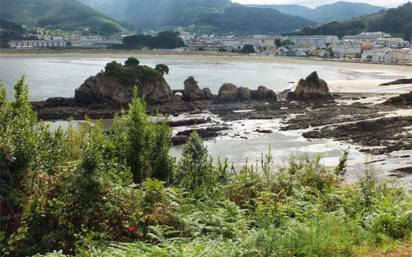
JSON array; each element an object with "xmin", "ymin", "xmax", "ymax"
[{"xmin": 232, "ymin": 0, "xmax": 408, "ymax": 8}]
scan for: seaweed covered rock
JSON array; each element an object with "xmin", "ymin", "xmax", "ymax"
[
  {"xmin": 75, "ymin": 58, "xmax": 176, "ymax": 106},
  {"xmin": 288, "ymin": 72, "xmax": 330, "ymax": 100}
]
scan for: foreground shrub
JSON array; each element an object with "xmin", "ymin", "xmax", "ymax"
[{"xmin": 0, "ymin": 78, "xmax": 411, "ymax": 257}]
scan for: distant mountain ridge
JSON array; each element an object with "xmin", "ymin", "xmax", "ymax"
[
  {"xmin": 248, "ymin": 1, "xmax": 385, "ymax": 23},
  {"xmin": 78, "ymin": 0, "xmax": 316, "ymax": 34},
  {"xmin": 0, "ymin": 0, "xmax": 128, "ymax": 35},
  {"xmin": 290, "ymin": 2, "xmax": 412, "ymax": 40}
]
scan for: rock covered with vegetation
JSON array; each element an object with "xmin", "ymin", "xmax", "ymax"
[
  {"xmin": 2, "ymin": 79, "xmax": 412, "ymax": 257},
  {"xmin": 288, "ymin": 71, "xmax": 330, "ymax": 100},
  {"xmin": 75, "ymin": 57, "xmax": 176, "ymax": 106}
]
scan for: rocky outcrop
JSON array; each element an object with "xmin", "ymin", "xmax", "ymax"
[
  {"xmin": 252, "ymin": 86, "xmax": 277, "ymax": 100},
  {"xmin": 75, "ymin": 66, "xmax": 176, "ymax": 107},
  {"xmin": 218, "ymin": 83, "xmax": 239, "ymax": 102},
  {"xmin": 182, "ymin": 77, "xmax": 215, "ymax": 101},
  {"xmin": 202, "ymin": 88, "xmax": 214, "ymax": 100},
  {"xmin": 218, "ymin": 84, "xmax": 277, "ymax": 102},
  {"xmin": 183, "ymin": 77, "xmax": 205, "ymax": 101},
  {"xmin": 238, "ymin": 87, "xmax": 252, "ymax": 100},
  {"xmin": 287, "ymin": 72, "xmax": 330, "ymax": 100}
]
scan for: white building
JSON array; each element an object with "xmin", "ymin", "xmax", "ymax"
[
  {"xmin": 9, "ymin": 40, "xmax": 67, "ymax": 49},
  {"xmin": 332, "ymin": 42, "xmax": 362, "ymax": 58},
  {"xmin": 361, "ymin": 48, "xmax": 396, "ymax": 63},
  {"xmin": 376, "ymin": 37, "xmax": 410, "ymax": 48},
  {"xmin": 393, "ymin": 48, "xmax": 412, "ymax": 64},
  {"xmin": 343, "ymin": 32, "xmax": 392, "ymax": 44},
  {"xmin": 283, "ymin": 35, "xmax": 339, "ymax": 48}
]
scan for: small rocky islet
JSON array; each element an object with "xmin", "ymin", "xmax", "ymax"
[{"xmin": 31, "ymin": 57, "xmax": 412, "ymax": 176}]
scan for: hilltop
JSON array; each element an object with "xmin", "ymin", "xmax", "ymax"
[
  {"xmin": 0, "ymin": 0, "xmax": 128, "ymax": 35},
  {"xmin": 290, "ymin": 2, "xmax": 412, "ymax": 39},
  {"xmin": 78, "ymin": 0, "xmax": 316, "ymax": 34}
]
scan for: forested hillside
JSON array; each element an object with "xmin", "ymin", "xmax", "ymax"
[
  {"xmin": 0, "ymin": 0, "xmax": 128, "ymax": 35},
  {"xmin": 78, "ymin": 0, "xmax": 316, "ymax": 34},
  {"xmin": 290, "ymin": 3, "xmax": 412, "ymax": 39}
]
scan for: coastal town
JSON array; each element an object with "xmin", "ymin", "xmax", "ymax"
[{"xmin": 7, "ymin": 28, "xmax": 412, "ymax": 65}]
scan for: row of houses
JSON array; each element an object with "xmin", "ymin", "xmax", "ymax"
[
  {"xmin": 8, "ymin": 35, "xmax": 122, "ymax": 49},
  {"xmin": 361, "ymin": 48, "xmax": 412, "ymax": 64}
]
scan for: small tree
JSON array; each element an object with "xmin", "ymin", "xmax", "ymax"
[
  {"xmin": 155, "ymin": 64, "xmax": 169, "ymax": 76},
  {"xmin": 241, "ymin": 44, "xmax": 255, "ymax": 54},
  {"xmin": 110, "ymin": 87, "xmax": 173, "ymax": 184},
  {"xmin": 275, "ymin": 39, "xmax": 282, "ymax": 48},
  {"xmin": 125, "ymin": 57, "xmax": 140, "ymax": 67},
  {"xmin": 177, "ymin": 132, "xmax": 215, "ymax": 194},
  {"xmin": 104, "ymin": 61, "xmax": 123, "ymax": 74}
]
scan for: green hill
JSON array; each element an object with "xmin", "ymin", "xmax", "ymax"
[
  {"xmin": 78, "ymin": 0, "xmax": 316, "ymax": 34},
  {"xmin": 0, "ymin": 19, "xmax": 26, "ymax": 48},
  {"xmin": 290, "ymin": 2, "xmax": 412, "ymax": 40},
  {"xmin": 248, "ymin": 1, "xmax": 385, "ymax": 23},
  {"xmin": 197, "ymin": 5, "xmax": 316, "ymax": 35},
  {"xmin": 0, "ymin": 0, "xmax": 128, "ymax": 35}
]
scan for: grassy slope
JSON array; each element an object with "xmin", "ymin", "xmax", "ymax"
[{"xmin": 0, "ymin": 0, "xmax": 127, "ymax": 34}]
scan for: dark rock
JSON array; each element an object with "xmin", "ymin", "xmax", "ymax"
[
  {"xmin": 202, "ymin": 88, "xmax": 214, "ymax": 100},
  {"xmin": 172, "ymin": 135, "xmax": 189, "ymax": 146},
  {"xmin": 255, "ymin": 129, "xmax": 273, "ymax": 134},
  {"xmin": 251, "ymin": 86, "xmax": 277, "ymax": 101},
  {"xmin": 287, "ymin": 72, "xmax": 330, "ymax": 100},
  {"xmin": 167, "ymin": 118, "xmax": 210, "ymax": 127},
  {"xmin": 218, "ymin": 83, "xmax": 238, "ymax": 102},
  {"xmin": 389, "ymin": 167, "xmax": 412, "ymax": 178},
  {"xmin": 176, "ymin": 126, "xmax": 229, "ymax": 139},
  {"xmin": 183, "ymin": 76, "xmax": 205, "ymax": 101},
  {"xmin": 380, "ymin": 78, "xmax": 412, "ymax": 86},
  {"xmin": 45, "ymin": 97, "xmax": 74, "ymax": 107},
  {"xmin": 238, "ymin": 87, "xmax": 252, "ymax": 100},
  {"xmin": 384, "ymin": 92, "xmax": 412, "ymax": 105}
]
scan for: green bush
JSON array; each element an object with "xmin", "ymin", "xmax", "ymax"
[{"xmin": 1, "ymin": 78, "xmax": 411, "ymax": 257}]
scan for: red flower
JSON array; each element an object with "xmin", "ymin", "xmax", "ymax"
[
  {"xmin": 129, "ymin": 225, "xmax": 137, "ymax": 232},
  {"xmin": 136, "ymin": 233, "xmax": 143, "ymax": 238}
]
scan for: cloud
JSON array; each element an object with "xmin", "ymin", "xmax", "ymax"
[{"xmin": 232, "ymin": 0, "xmax": 408, "ymax": 8}]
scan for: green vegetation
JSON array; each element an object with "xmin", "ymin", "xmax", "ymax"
[
  {"xmin": 1, "ymin": 78, "xmax": 412, "ymax": 257},
  {"xmin": 290, "ymin": 2, "xmax": 412, "ymax": 40},
  {"xmin": 0, "ymin": 19, "xmax": 26, "ymax": 48},
  {"xmin": 0, "ymin": 0, "xmax": 128, "ymax": 35},
  {"xmin": 196, "ymin": 5, "xmax": 316, "ymax": 35},
  {"xmin": 122, "ymin": 31, "xmax": 185, "ymax": 50},
  {"xmin": 104, "ymin": 58, "xmax": 166, "ymax": 86}
]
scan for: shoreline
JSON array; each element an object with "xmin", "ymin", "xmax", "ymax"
[{"xmin": 1, "ymin": 49, "xmax": 411, "ymax": 70}]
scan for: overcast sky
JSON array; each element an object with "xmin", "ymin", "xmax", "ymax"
[{"xmin": 232, "ymin": 0, "xmax": 408, "ymax": 8}]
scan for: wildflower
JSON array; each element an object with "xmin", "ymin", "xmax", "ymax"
[{"xmin": 129, "ymin": 225, "xmax": 137, "ymax": 232}]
